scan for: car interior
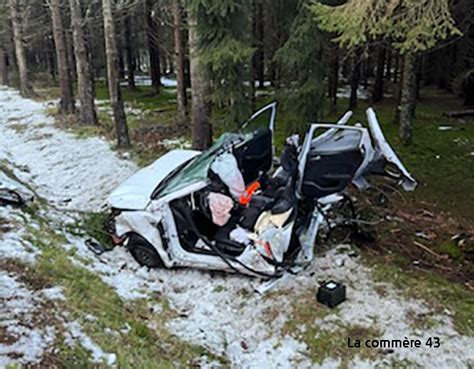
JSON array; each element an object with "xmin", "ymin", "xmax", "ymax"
[
  {"xmin": 169, "ymin": 133, "xmax": 299, "ymax": 259},
  {"xmin": 301, "ymin": 128, "xmax": 364, "ymax": 199}
]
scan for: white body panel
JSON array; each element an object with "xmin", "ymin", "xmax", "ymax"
[
  {"xmin": 114, "ymin": 180, "xmax": 279, "ymax": 276},
  {"xmin": 106, "ymin": 150, "xmax": 200, "ymax": 210}
]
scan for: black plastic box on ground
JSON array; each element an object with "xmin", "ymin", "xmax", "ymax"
[{"xmin": 317, "ymin": 281, "xmax": 346, "ymax": 308}]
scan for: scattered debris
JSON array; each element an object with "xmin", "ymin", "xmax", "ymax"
[
  {"xmin": 317, "ymin": 281, "xmax": 346, "ymax": 308},
  {"xmin": 0, "ymin": 170, "xmax": 34, "ymax": 206},
  {"xmin": 415, "ymin": 232, "xmax": 434, "ymax": 241}
]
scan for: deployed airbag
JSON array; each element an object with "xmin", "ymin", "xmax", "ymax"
[
  {"xmin": 210, "ymin": 153, "xmax": 245, "ymax": 198},
  {"xmin": 208, "ymin": 192, "xmax": 234, "ymax": 226}
]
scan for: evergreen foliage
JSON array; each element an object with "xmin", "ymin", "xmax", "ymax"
[
  {"xmin": 275, "ymin": 0, "xmax": 325, "ymax": 133},
  {"xmin": 310, "ymin": 0, "xmax": 462, "ymax": 53},
  {"xmin": 187, "ymin": 0, "xmax": 254, "ymax": 129}
]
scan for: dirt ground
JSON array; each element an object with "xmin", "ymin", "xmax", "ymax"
[{"xmin": 351, "ymin": 189, "xmax": 474, "ymax": 287}]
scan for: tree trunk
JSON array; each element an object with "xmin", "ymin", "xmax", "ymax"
[
  {"xmin": 372, "ymin": 44, "xmax": 385, "ymax": 103},
  {"xmin": 173, "ymin": 0, "xmax": 187, "ymax": 123},
  {"xmin": 102, "ymin": 0, "xmax": 130, "ymax": 148},
  {"xmin": 169, "ymin": 57, "xmax": 174, "ymax": 74},
  {"xmin": 124, "ymin": 14, "xmax": 136, "ymax": 90},
  {"xmin": 69, "ymin": 0, "xmax": 98, "ymax": 125},
  {"xmin": 349, "ymin": 55, "xmax": 360, "ymax": 110},
  {"xmin": 184, "ymin": 58, "xmax": 191, "ymax": 88},
  {"xmin": 161, "ymin": 53, "xmax": 167, "ymax": 75},
  {"xmin": 50, "ymin": 0, "xmax": 75, "ymax": 114},
  {"xmin": 65, "ymin": 28, "xmax": 76, "ymax": 80},
  {"xmin": 0, "ymin": 46, "xmax": 9, "ymax": 86},
  {"xmin": 362, "ymin": 52, "xmax": 371, "ymax": 89},
  {"xmin": 188, "ymin": 12, "xmax": 211, "ymax": 150},
  {"xmin": 146, "ymin": 0, "xmax": 161, "ymax": 94},
  {"xmin": 47, "ymin": 40, "xmax": 57, "ymax": 82},
  {"xmin": 252, "ymin": 0, "xmax": 265, "ymax": 89},
  {"xmin": 462, "ymin": 70, "xmax": 474, "ymax": 106},
  {"xmin": 328, "ymin": 43, "xmax": 339, "ymax": 115},
  {"xmin": 398, "ymin": 53, "xmax": 417, "ymax": 144},
  {"xmin": 393, "ymin": 55, "xmax": 404, "ymax": 125},
  {"xmin": 8, "ymin": 0, "xmax": 33, "ymax": 96},
  {"xmin": 118, "ymin": 50, "xmax": 125, "ymax": 80},
  {"xmin": 393, "ymin": 53, "xmax": 400, "ymax": 84},
  {"xmin": 385, "ymin": 48, "xmax": 392, "ymax": 80}
]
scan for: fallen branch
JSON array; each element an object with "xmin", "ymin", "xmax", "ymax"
[
  {"xmin": 443, "ymin": 109, "xmax": 474, "ymax": 118},
  {"xmin": 413, "ymin": 240, "xmax": 442, "ymax": 258},
  {"xmin": 433, "ymin": 263, "xmax": 453, "ymax": 272},
  {"xmin": 465, "ymin": 282, "xmax": 474, "ymax": 292}
]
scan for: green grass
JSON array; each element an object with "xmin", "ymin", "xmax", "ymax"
[
  {"xmin": 321, "ymin": 90, "xmax": 474, "ymax": 222},
  {"xmin": 14, "ymin": 210, "xmax": 226, "ymax": 368},
  {"xmin": 280, "ymin": 289, "xmax": 382, "ymax": 367},
  {"xmin": 65, "ymin": 211, "xmax": 112, "ymax": 249},
  {"xmin": 368, "ymin": 257, "xmax": 474, "ymax": 336},
  {"xmin": 438, "ymin": 241, "xmax": 464, "ymax": 261},
  {"xmin": 95, "ymin": 82, "xmax": 177, "ymax": 112}
]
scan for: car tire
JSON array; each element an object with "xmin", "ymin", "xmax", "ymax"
[{"xmin": 127, "ymin": 234, "xmax": 164, "ymax": 268}]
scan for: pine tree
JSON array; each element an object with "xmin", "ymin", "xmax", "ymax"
[
  {"xmin": 0, "ymin": 3, "xmax": 10, "ymax": 86},
  {"xmin": 8, "ymin": 0, "xmax": 34, "ymax": 97},
  {"xmin": 188, "ymin": 8, "xmax": 212, "ymax": 149},
  {"xmin": 102, "ymin": 0, "xmax": 130, "ymax": 148},
  {"xmin": 311, "ymin": 0, "xmax": 462, "ymax": 143},
  {"xmin": 275, "ymin": 0, "xmax": 325, "ymax": 133},
  {"xmin": 69, "ymin": 0, "xmax": 98, "ymax": 125},
  {"xmin": 187, "ymin": 0, "xmax": 254, "ymax": 129},
  {"xmin": 50, "ymin": 0, "xmax": 75, "ymax": 114},
  {"xmin": 173, "ymin": 0, "xmax": 187, "ymax": 123}
]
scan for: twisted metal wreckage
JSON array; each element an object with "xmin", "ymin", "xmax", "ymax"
[
  {"xmin": 103, "ymin": 103, "xmax": 417, "ymax": 278},
  {"xmin": 0, "ymin": 103, "xmax": 416, "ymax": 279}
]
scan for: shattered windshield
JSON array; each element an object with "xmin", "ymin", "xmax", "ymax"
[
  {"xmin": 155, "ymin": 103, "xmax": 275, "ymax": 199},
  {"xmin": 157, "ymin": 133, "xmax": 242, "ymax": 198}
]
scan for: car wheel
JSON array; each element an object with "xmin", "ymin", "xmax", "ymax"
[{"xmin": 127, "ymin": 234, "xmax": 164, "ymax": 268}]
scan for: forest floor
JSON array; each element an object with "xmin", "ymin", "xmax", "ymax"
[{"xmin": 0, "ymin": 84, "xmax": 473, "ymax": 368}]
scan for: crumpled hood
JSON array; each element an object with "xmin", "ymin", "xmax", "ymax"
[{"xmin": 107, "ymin": 149, "xmax": 200, "ymax": 210}]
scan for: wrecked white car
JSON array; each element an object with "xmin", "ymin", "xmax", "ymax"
[
  {"xmin": 0, "ymin": 170, "xmax": 34, "ymax": 205},
  {"xmin": 105, "ymin": 103, "xmax": 416, "ymax": 277}
]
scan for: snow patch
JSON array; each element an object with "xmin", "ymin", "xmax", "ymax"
[
  {"xmin": 0, "ymin": 272, "xmax": 56, "ymax": 367},
  {"xmin": 64, "ymin": 320, "xmax": 117, "ymax": 366},
  {"xmin": 0, "ymin": 88, "xmax": 137, "ymax": 211},
  {"xmin": 0, "ymin": 207, "xmax": 39, "ymax": 263},
  {"xmin": 41, "ymin": 286, "xmax": 66, "ymax": 301}
]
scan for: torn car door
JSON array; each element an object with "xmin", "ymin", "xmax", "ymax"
[
  {"xmin": 298, "ymin": 109, "xmax": 416, "ymax": 200},
  {"xmin": 298, "ymin": 124, "xmax": 368, "ymax": 199},
  {"xmin": 233, "ymin": 102, "xmax": 277, "ymax": 184}
]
